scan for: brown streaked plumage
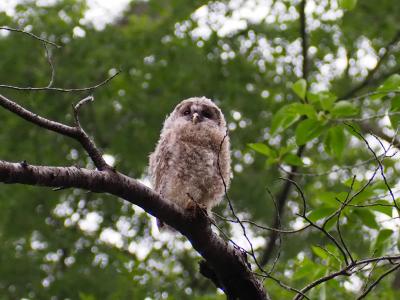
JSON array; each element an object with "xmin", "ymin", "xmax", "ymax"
[{"xmin": 149, "ymin": 97, "xmax": 231, "ymax": 228}]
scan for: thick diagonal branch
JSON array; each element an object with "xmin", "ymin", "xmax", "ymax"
[{"xmin": 0, "ymin": 161, "xmax": 267, "ymax": 300}]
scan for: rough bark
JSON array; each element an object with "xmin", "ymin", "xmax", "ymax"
[{"xmin": 0, "ymin": 160, "xmax": 267, "ymax": 300}]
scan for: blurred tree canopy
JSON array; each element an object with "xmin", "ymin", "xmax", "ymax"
[{"xmin": 1, "ymin": 0, "xmax": 400, "ymax": 299}]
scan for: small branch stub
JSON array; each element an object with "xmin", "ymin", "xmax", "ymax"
[{"xmin": 74, "ymin": 95, "xmax": 94, "ymax": 127}]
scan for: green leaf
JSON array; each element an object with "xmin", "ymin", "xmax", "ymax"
[
  {"xmin": 270, "ymin": 103, "xmax": 317, "ymax": 135},
  {"xmin": 376, "ymin": 229, "xmax": 393, "ymax": 246},
  {"xmin": 292, "ymin": 79, "xmax": 307, "ymax": 100},
  {"xmin": 319, "ymin": 281, "xmax": 327, "ymax": 300},
  {"xmin": 324, "ymin": 126, "xmax": 346, "ymax": 158},
  {"xmin": 325, "ymin": 245, "xmax": 342, "ymax": 265},
  {"xmin": 389, "ymin": 96, "xmax": 400, "ymax": 128},
  {"xmin": 292, "ymin": 259, "xmax": 315, "ymax": 280},
  {"xmin": 295, "ymin": 119, "xmax": 325, "ymax": 145},
  {"xmin": 339, "ymin": 0, "xmax": 357, "ymax": 10},
  {"xmin": 307, "ymin": 91, "xmax": 337, "ymax": 111},
  {"xmin": 331, "ymin": 101, "xmax": 359, "ymax": 117},
  {"xmin": 307, "ymin": 207, "xmax": 336, "ymax": 223},
  {"xmin": 282, "ymin": 153, "xmax": 304, "ymax": 166},
  {"xmin": 370, "ymin": 201, "xmax": 393, "ymax": 217},
  {"xmin": 354, "ymin": 209, "xmax": 379, "ymax": 229},
  {"xmin": 292, "ymin": 103, "xmax": 318, "ymax": 119},
  {"xmin": 343, "ymin": 177, "xmax": 363, "ymax": 190},
  {"xmin": 79, "ymin": 293, "xmax": 96, "ymax": 300},
  {"xmin": 378, "ymin": 74, "xmax": 400, "ymax": 92},
  {"xmin": 317, "ymin": 192, "xmax": 339, "ymax": 207},
  {"xmin": 312, "ymin": 246, "xmax": 330, "ymax": 260},
  {"xmin": 324, "ymin": 217, "xmax": 337, "ymax": 232},
  {"xmin": 248, "ymin": 143, "xmax": 275, "ymax": 157},
  {"xmin": 372, "ymin": 229, "xmax": 393, "ymax": 255},
  {"xmin": 270, "ymin": 104, "xmax": 305, "ymax": 134},
  {"xmin": 373, "ymin": 74, "xmax": 400, "ymax": 100}
]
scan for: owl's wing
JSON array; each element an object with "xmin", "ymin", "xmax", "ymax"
[{"xmin": 149, "ymin": 136, "xmax": 172, "ymax": 192}]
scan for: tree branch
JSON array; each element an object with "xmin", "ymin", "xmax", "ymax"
[
  {"xmin": 0, "ymin": 70, "xmax": 121, "ymax": 92},
  {"xmin": 300, "ymin": 0, "xmax": 308, "ymax": 82},
  {"xmin": 341, "ymin": 30, "xmax": 400, "ymax": 100},
  {"xmin": 357, "ymin": 264, "xmax": 400, "ymax": 300},
  {"xmin": 0, "ymin": 93, "xmax": 110, "ymax": 171},
  {"xmin": 293, "ymin": 256, "xmax": 400, "ymax": 300},
  {"xmin": 0, "ymin": 90, "xmax": 267, "ymax": 299},
  {"xmin": 0, "ymin": 160, "xmax": 267, "ymax": 299},
  {"xmin": 360, "ymin": 122, "xmax": 400, "ymax": 149},
  {"xmin": 0, "ymin": 26, "xmax": 61, "ymax": 48}
]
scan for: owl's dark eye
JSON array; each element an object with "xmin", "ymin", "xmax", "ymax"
[
  {"xmin": 183, "ymin": 109, "xmax": 191, "ymax": 116},
  {"xmin": 202, "ymin": 110, "xmax": 212, "ymax": 119}
]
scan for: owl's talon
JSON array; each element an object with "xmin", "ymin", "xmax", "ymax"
[
  {"xmin": 185, "ymin": 199, "xmax": 197, "ymax": 211},
  {"xmin": 199, "ymin": 204, "xmax": 209, "ymax": 215},
  {"xmin": 185, "ymin": 193, "xmax": 209, "ymax": 217}
]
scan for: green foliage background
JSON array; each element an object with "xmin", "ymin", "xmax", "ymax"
[{"xmin": 1, "ymin": 0, "xmax": 400, "ymax": 299}]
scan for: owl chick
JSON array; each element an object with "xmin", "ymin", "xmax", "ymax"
[{"xmin": 149, "ymin": 97, "xmax": 231, "ymax": 227}]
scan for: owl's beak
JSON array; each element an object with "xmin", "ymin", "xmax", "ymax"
[{"xmin": 192, "ymin": 112, "xmax": 200, "ymax": 124}]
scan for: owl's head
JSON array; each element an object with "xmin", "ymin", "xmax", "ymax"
[
  {"xmin": 161, "ymin": 97, "xmax": 228, "ymax": 148},
  {"xmin": 166, "ymin": 97, "xmax": 226, "ymax": 130}
]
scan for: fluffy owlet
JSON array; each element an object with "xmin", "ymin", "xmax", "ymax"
[{"xmin": 149, "ymin": 97, "xmax": 231, "ymax": 227}]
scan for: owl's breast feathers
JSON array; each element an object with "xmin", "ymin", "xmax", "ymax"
[
  {"xmin": 149, "ymin": 123, "xmax": 230, "ymax": 211},
  {"xmin": 172, "ymin": 121, "xmax": 225, "ymax": 151}
]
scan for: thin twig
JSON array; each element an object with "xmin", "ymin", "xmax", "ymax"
[
  {"xmin": 361, "ymin": 260, "xmax": 379, "ymax": 294},
  {"xmin": 209, "ymin": 213, "xmax": 251, "ymax": 256},
  {"xmin": 335, "ymin": 175, "xmax": 356, "ymax": 264},
  {"xmin": 254, "ymin": 273, "xmax": 311, "ymax": 300},
  {"xmin": 43, "ymin": 43, "xmax": 56, "ymax": 88},
  {"xmin": 282, "ymin": 178, "xmax": 350, "ymax": 265},
  {"xmin": 334, "ymin": 198, "xmax": 394, "ymax": 209},
  {"xmin": 360, "ymin": 121, "xmax": 400, "ymax": 150},
  {"xmin": 74, "ymin": 95, "xmax": 94, "ymax": 127},
  {"xmin": 0, "ymin": 26, "xmax": 61, "ymax": 48},
  {"xmin": 186, "ymin": 192, "xmax": 251, "ymax": 256},
  {"xmin": 217, "ymin": 130, "xmax": 269, "ymax": 276},
  {"xmin": 293, "ymin": 255, "xmax": 400, "ymax": 300},
  {"xmin": 279, "ymin": 178, "xmax": 307, "ymax": 215},
  {"xmin": 340, "ymin": 90, "xmax": 400, "ymax": 102},
  {"xmin": 278, "ymin": 153, "xmax": 394, "ymax": 177},
  {"xmin": 0, "ymin": 70, "xmax": 121, "ymax": 92},
  {"xmin": 321, "ymin": 153, "xmax": 388, "ymax": 232},
  {"xmin": 345, "ymin": 123, "xmax": 400, "ymax": 212},
  {"xmin": 265, "ymin": 188, "xmax": 282, "ymax": 275},
  {"xmin": 213, "ymin": 212, "xmax": 311, "ymax": 233},
  {"xmin": 338, "ymin": 111, "xmax": 400, "ymax": 122},
  {"xmin": 357, "ymin": 264, "xmax": 400, "ymax": 300},
  {"xmin": 261, "ymin": 147, "xmax": 306, "ymax": 266}
]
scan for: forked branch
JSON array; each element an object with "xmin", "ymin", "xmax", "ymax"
[{"xmin": 0, "ymin": 93, "xmax": 110, "ymax": 171}]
